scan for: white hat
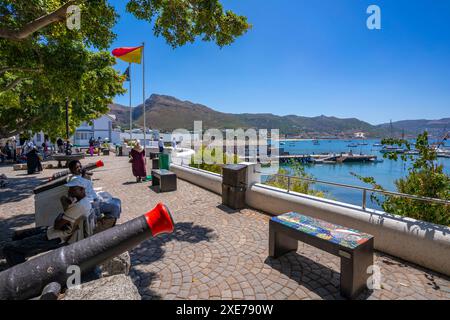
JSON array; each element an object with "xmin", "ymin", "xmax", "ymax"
[{"xmin": 65, "ymin": 176, "xmax": 85, "ymax": 188}]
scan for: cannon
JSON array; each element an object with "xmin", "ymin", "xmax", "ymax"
[
  {"xmin": 0, "ymin": 203, "xmax": 174, "ymax": 300},
  {"xmin": 49, "ymin": 160, "xmax": 105, "ymax": 181}
]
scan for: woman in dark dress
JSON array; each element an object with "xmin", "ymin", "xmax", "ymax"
[
  {"xmin": 27, "ymin": 147, "xmax": 42, "ymax": 174},
  {"xmin": 129, "ymin": 142, "xmax": 147, "ymax": 182}
]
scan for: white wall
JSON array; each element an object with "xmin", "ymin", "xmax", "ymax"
[{"xmin": 169, "ymin": 163, "xmax": 450, "ymax": 276}]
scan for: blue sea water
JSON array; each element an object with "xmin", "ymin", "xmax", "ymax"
[{"xmin": 263, "ymin": 139, "xmax": 450, "ymax": 209}]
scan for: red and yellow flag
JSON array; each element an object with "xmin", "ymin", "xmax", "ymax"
[{"xmin": 112, "ymin": 46, "xmax": 143, "ymax": 64}]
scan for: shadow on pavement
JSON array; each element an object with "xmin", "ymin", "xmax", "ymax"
[
  {"xmin": 264, "ymin": 253, "xmax": 373, "ymax": 300},
  {"xmin": 129, "ymin": 221, "xmax": 216, "ymax": 299},
  {"xmin": 0, "ymin": 175, "xmax": 47, "ymax": 204}
]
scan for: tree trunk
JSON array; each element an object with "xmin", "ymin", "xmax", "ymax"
[{"xmin": 0, "ymin": 1, "xmax": 79, "ymax": 40}]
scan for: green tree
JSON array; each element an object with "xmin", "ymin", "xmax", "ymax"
[
  {"xmin": 0, "ymin": 0, "xmax": 251, "ymax": 138},
  {"xmin": 352, "ymin": 132, "xmax": 450, "ymax": 226},
  {"xmin": 0, "ymin": 41, "xmax": 126, "ymax": 139},
  {"xmin": 0, "ymin": 1, "xmax": 250, "ymax": 47},
  {"xmin": 265, "ymin": 160, "xmax": 325, "ymax": 198},
  {"xmin": 190, "ymin": 145, "xmax": 239, "ymax": 174}
]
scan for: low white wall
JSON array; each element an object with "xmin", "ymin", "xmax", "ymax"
[
  {"xmin": 246, "ymin": 183, "xmax": 450, "ymax": 276},
  {"xmin": 170, "ymin": 164, "xmax": 222, "ymax": 195},
  {"xmin": 170, "ymin": 164, "xmax": 450, "ymax": 276}
]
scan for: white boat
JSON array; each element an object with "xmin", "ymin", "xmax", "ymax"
[{"xmin": 380, "ymin": 146, "xmax": 405, "ymax": 154}]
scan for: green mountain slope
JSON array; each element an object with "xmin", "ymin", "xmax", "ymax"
[{"xmin": 109, "ymin": 94, "xmax": 394, "ymax": 136}]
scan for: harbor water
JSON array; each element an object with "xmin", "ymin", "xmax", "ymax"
[{"xmin": 263, "ymin": 139, "xmax": 450, "ymax": 210}]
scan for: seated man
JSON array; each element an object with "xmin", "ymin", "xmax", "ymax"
[
  {"xmin": 3, "ymin": 178, "xmax": 92, "ymax": 267},
  {"xmin": 68, "ymin": 160, "xmax": 121, "ymax": 232}
]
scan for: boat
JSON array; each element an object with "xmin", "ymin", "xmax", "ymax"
[
  {"xmin": 347, "ymin": 143, "xmax": 358, "ymax": 148},
  {"xmin": 436, "ymin": 148, "xmax": 450, "ymax": 158},
  {"xmin": 380, "ymin": 146, "xmax": 405, "ymax": 154},
  {"xmin": 373, "ymin": 143, "xmax": 383, "ymax": 147},
  {"xmin": 313, "ymin": 139, "xmax": 320, "ymax": 145}
]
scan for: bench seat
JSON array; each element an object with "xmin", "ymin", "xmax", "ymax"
[{"xmin": 269, "ymin": 212, "xmax": 374, "ymax": 299}]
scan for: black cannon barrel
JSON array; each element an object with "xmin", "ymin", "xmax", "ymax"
[
  {"xmin": 0, "ymin": 203, "xmax": 174, "ymax": 300},
  {"xmin": 50, "ymin": 160, "xmax": 105, "ymax": 181}
]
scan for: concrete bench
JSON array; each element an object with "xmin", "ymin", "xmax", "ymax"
[
  {"xmin": 269, "ymin": 212, "xmax": 374, "ymax": 299},
  {"xmin": 51, "ymin": 154, "xmax": 85, "ymax": 168}
]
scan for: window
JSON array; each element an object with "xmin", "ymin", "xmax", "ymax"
[{"xmin": 76, "ymin": 132, "xmax": 93, "ymax": 141}]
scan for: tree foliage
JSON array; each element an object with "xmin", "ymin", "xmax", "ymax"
[
  {"xmin": 189, "ymin": 145, "xmax": 240, "ymax": 174},
  {"xmin": 0, "ymin": 0, "xmax": 251, "ymax": 139},
  {"xmin": 126, "ymin": 0, "xmax": 251, "ymax": 48},
  {"xmin": 352, "ymin": 132, "xmax": 450, "ymax": 226},
  {"xmin": 265, "ymin": 160, "xmax": 325, "ymax": 198}
]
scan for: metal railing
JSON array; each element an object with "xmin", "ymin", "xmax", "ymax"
[
  {"xmin": 262, "ymin": 173, "xmax": 450, "ymax": 210},
  {"xmin": 177, "ymin": 158, "xmax": 220, "ymax": 174},
  {"xmin": 174, "ymin": 159, "xmax": 450, "ymax": 210}
]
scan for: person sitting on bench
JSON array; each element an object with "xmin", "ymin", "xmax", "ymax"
[
  {"xmin": 2, "ymin": 178, "xmax": 92, "ymax": 267},
  {"xmin": 68, "ymin": 160, "xmax": 121, "ymax": 232}
]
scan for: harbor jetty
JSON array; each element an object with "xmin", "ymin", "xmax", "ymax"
[{"xmin": 239, "ymin": 152, "xmax": 378, "ymax": 164}]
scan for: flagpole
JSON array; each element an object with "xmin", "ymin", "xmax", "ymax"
[
  {"xmin": 129, "ymin": 63, "xmax": 132, "ymax": 140},
  {"xmin": 142, "ymin": 42, "xmax": 146, "ymax": 150}
]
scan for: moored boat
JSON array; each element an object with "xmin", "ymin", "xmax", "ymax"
[{"xmin": 380, "ymin": 146, "xmax": 405, "ymax": 154}]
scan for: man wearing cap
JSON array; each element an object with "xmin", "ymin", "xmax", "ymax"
[
  {"xmin": 67, "ymin": 160, "xmax": 121, "ymax": 232},
  {"xmin": 2, "ymin": 177, "xmax": 92, "ymax": 267}
]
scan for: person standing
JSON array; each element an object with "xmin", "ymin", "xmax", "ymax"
[
  {"xmin": 0, "ymin": 144, "xmax": 5, "ymax": 163},
  {"xmin": 171, "ymin": 137, "xmax": 177, "ymax": 150},
  {"xmin": 57, "ymin": 138, "xmax": 64, "ymax": 154},
  {"xmin": 96, "ymin": 137, "xmax": 102, "ymax": 156},
  {"xmin": 65, "ymin": 140, "xmax": 73, "ymax": 155},
  {"xmin": 129, "ymin": 142, "xmax": 147, "ymax": 183},
  {"xmin": 158, "ymin": 137, "xmax": 164, "ymax": 153},
  {"xmin": 3, "ymin": 142, "xmax": 12, "ymax": 160},
  {"xmin": 89, "ymin": 137, "xmax": 95, "ymax": 157},
  {"xmin": 26, "ymin": 146, "xmax": 43, "ymax": 174},
  {"xmin": 41, "ymin": 139, "xmax": 49, "ymax": 159}
]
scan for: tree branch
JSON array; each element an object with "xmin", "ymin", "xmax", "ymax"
[
  {"xmin": 0, "ymin": 78, "xmax": 30, "ymax": 93},
  {"xmin": 0, "ymin": 1, "xmax": 79, "ymax": 40},
  {"xmin": 0, "ymin": 67, "xmax": 42, "ymax": 74}
]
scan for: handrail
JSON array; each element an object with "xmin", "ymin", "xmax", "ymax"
[
  {"xmin": 173, "ymin": 158, "xmax": 449, "ymax": 209},
  {"xmin": 264, "ymin": 172, "xmax": 450, "ymax": 207}
]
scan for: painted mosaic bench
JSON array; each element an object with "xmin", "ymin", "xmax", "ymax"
[{"xmin": 269, "ymin": 212, "xmax": 374, "ymax": 299}]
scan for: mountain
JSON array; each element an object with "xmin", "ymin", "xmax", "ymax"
[
  {"xmin": 108, "ymin": 94, "xmax": 399, "ymax": 137},
  {"xmin": 378, "ymin": 119, "xmax": 450, "ymax": 137},
  {"xmin": 109, "ymin": 103, "xmax": 131, "ymax": 128}
]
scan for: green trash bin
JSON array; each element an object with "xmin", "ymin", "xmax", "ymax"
[{"xmin": 159, "ymin": 153, "xmax": 170, "ymax": 170}]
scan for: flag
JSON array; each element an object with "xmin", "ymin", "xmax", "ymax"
[
  {"xmin": 123, "ymin": 66, "xmax": 130, "ymax": 81},
  {"xmin": 112, "ymin": 46, "xmax": 143, "ymax": 64}
]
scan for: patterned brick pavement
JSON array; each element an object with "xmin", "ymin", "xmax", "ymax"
[{"xmin": 1, "ymin": 155, "xmax": 449, "ymax": 300}]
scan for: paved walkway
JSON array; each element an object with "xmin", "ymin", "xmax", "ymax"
[{"xmin": 0, "ymin": 155, "xmax": 449, "ymax": 300}]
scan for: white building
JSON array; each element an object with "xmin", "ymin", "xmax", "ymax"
[
  {"xmin": 25, "ymin": 114, "xmax": 119, "ymax": 148},
  {"xmin": 73, "ymin": 114, "xmax": 120, "ymax": 147}
]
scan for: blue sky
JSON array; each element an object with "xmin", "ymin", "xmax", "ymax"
[{"xmin": 108, "ymin": 0, "xmax": 450, "ymax": 125}]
